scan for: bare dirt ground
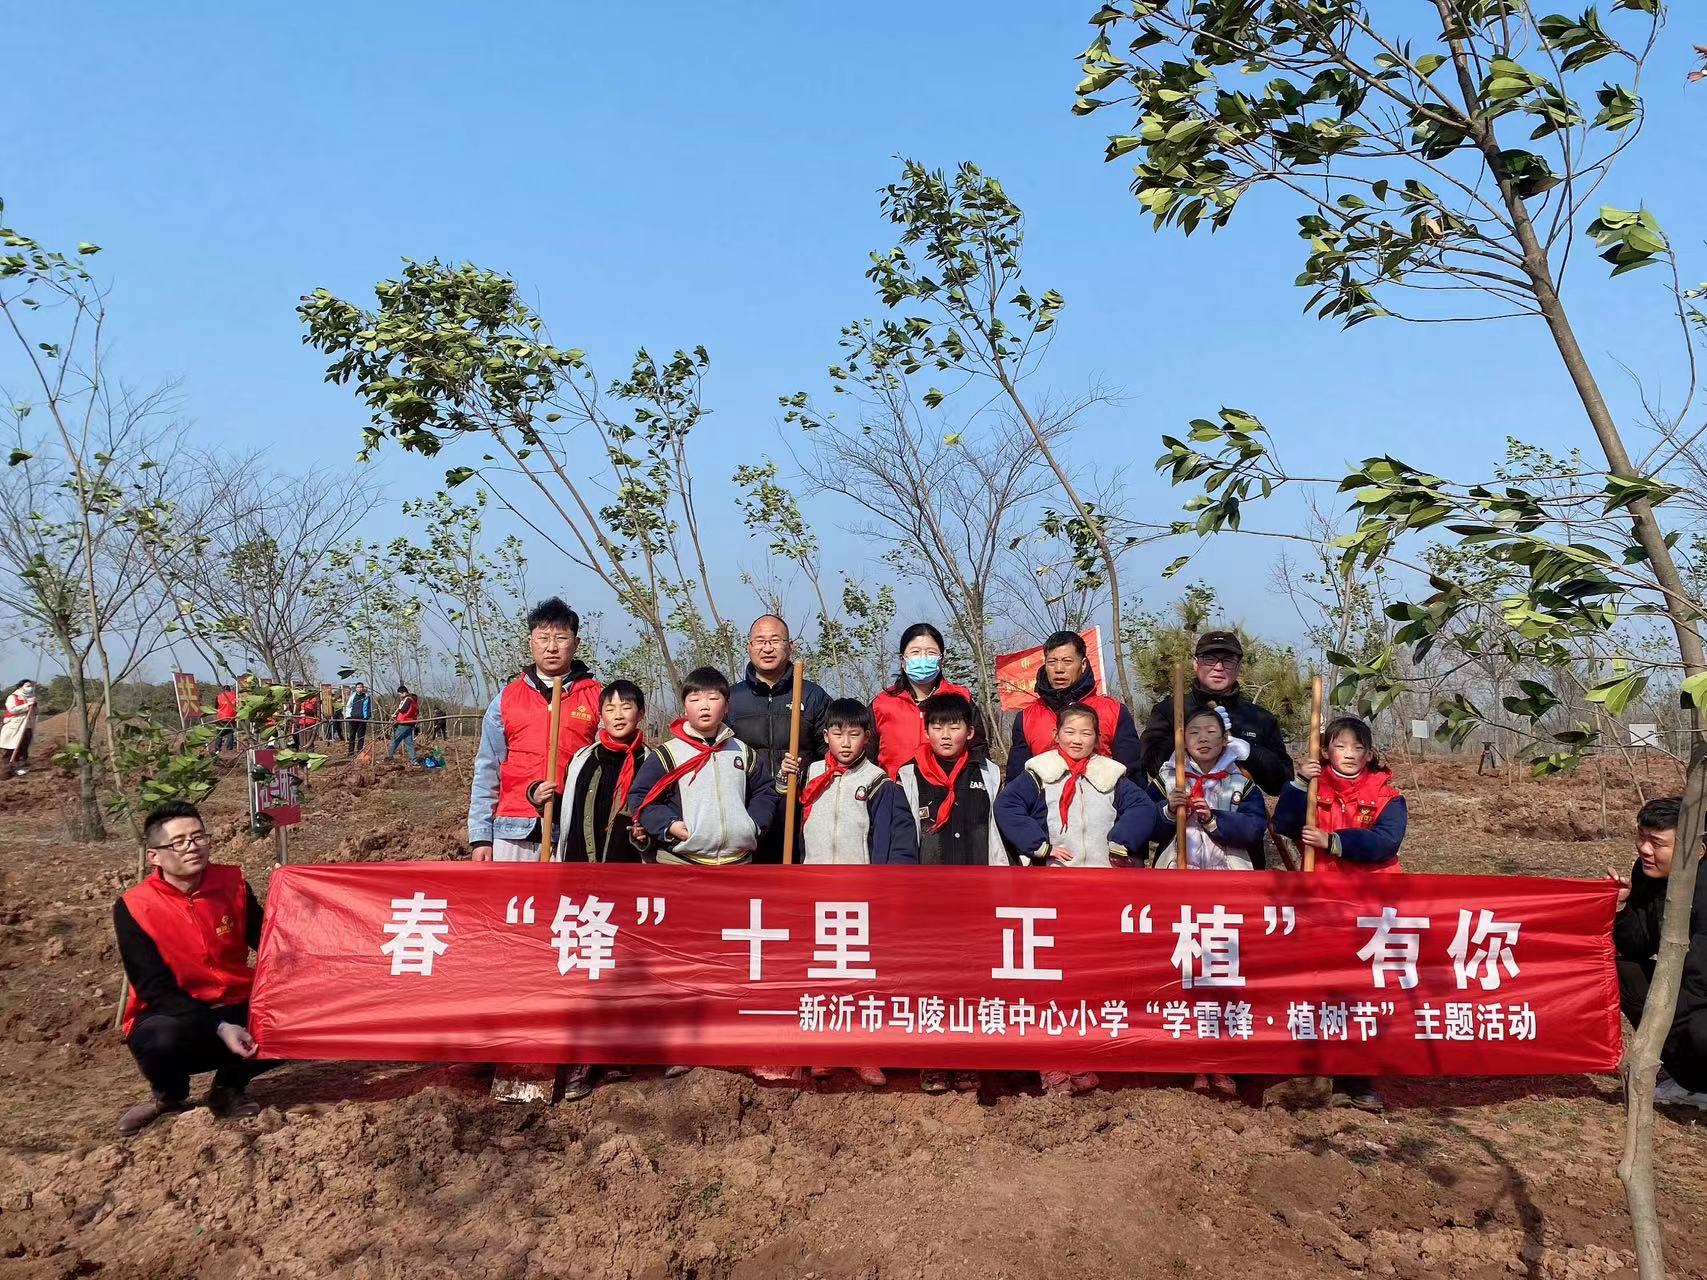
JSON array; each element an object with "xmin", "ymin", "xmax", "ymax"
[{"xmin": 2, "ymin": 747, "xmax": 1703, "ymax": 1279}]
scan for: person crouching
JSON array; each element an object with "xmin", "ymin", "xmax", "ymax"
[
  {"xmin": 113, "ymin": 800, "xmax": 272, "ymax": 1136},
  {"xmin": 996, "ymin": 702, "xmax": 1157, "ymax": 1096}
]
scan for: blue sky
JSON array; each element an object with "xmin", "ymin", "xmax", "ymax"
[{"xmin": 3, "ymin": 3, "xmax": 1704, "ymax": 679}]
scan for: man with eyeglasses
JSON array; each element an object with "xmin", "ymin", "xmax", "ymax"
[
  {"xmin": 1139, "ymin": 631, "xmax": 1294, "ymax": 818},
  {"xmin": 727, "ymin": 614, "xmax": 829, "ymax": 864},
  {"xmin": 112, "ymin": 800, "xmax": 270, "ymax": 1136}
]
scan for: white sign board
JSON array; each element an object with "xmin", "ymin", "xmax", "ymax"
[
  {"xmin": 1628, "ymin": 723, "xmax": 1661, "ymax": 749},
  {"xmin": 1409, "ymin": 719, "xmax": 1430, "ymax": 740}
]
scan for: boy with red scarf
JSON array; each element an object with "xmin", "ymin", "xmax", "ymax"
[
  {"xmin": 1274, "ymin": 715, "xmax": 1407, "ymax": 1112},
  {"xmin": 801, "ymin": 698, "xmax": 919, "ymax": 867},
  {"xmin": 632, "ymin": 666, "xmax": 780, "ymax": 866},
  {"xmin": 555, "ymin": 680, "xmax": 652, "ymax": 864},
  {"xmin": 468, "ymin": 598, "xmax": 603, "ymax": 862},
  {"xmin": 898, "ymin": 692, "xmax": 1006, "ymax": 1093},
  {"xmin": 1273, "ymin": 715, "xmax": 1407, "ymax": 875}
]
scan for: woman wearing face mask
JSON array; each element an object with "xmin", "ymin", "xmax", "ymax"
[
  {"xmin": 871, "ymin": 624, "xmax": 980, "ymax": 777},
  {"xmin": 2, "ymin": 679, "xmax": 39, "ymax": 777}
]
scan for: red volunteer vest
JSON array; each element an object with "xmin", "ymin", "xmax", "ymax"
[
  {"xmin": 396, "ymin": 695, "xmax": 419, "ymax": 724},
  {"xmin": 216, "ymin": 690, "xmax": 237, "ymax": 723},
  {"xmin": 872, "ymin": 678, "xmax": 975, "ymax": 778},
  {"xmin": 120, "ymin": 864, "xmax": 253, "ymax": 1036},
  {"xmin": 1019, "ymin": 693, "xmax": 1121, "ymax": 760},
  {"xmin": 495, "ymin": 673, "xmax": 602, "ymax": 819},
  {"xmin": 1313, "ymin": 767, "xmax": 1403, "ymax": 875}
]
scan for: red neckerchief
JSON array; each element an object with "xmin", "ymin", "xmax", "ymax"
[
  {"xmin": 634, "ymin": 720, "xmax": 720, "ymax": 814},
  {"xmin": 598, "ymin": 728, "xmax": 646, "ymax": 810},
  {"xmin": 1188, "ymin": 765, "xmax": 1233, "ymax": 807},
  {"xmin": 913, "ymin": 747, "xmax": 969, "ymax": 832},
  {"xmin": 1058, "ymin": 753, "xmax": 1091, "ymax": 829},
  {"xmin": 800, "ymin": 756, "xmax": 850, "ymax": 825},
  {"xmin": 1315, "ymin": 766, "xmax": 1399, "ymax": 833}
]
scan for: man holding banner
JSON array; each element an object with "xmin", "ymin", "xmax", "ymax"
[{"xmin": 999, "ymin": 629, "xmax": 1142, "ymax": 782}]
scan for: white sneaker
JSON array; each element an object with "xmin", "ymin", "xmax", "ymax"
[{"xmin": 1653, "ymin": 1077, "xmax": 1707, "ymax": 1110}]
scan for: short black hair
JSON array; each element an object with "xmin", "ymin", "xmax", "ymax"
[
  {"xmin": 601, "ymin": 679, "xmax": 645, "ymax": 712},
  {"xmin": 824, "ymin": 697, "xmax": 873, "ymax": 734},
  {"xmin": 682, "ymin": 666, "xmax": 730, "ymax": 698},
  {"xmin": 143, "ymin": 799, "xmax": 204, "ymax": 848},
  {"xmin": 526, "ymin": 597, "xmax": 581, "ymax": 634},
  {"xmin": 1638, "ymin": 797, "xmax": 1681, "ymax": 832},
  {"xmin": 897, "ymin": 622, "xmax": 946, "ymax": 656},
  {"xmin": 921, "ymin": 691, "xmax": 975, "ymax": 729},
  {"xmin": 1043, "ymin": 630, "xmax": 1086, "ymax": 659},
  {"xmin": 1055, "ymin": 702, "xmax": 1099, "ymax": 731}
]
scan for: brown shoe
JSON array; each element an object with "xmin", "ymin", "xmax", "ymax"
[
  {"xmin": 119, "ymin": 1092, "xmax": 187, "ymax": 1137},
  {"xmin": 208, "ymin": 1085, "xmax": 260, "ymax": 1119}
]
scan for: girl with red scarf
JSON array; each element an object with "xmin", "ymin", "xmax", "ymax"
[
  {"xmin": 555, "ymin": 680, "xmax": 653, "ymax": 864},
  {"xmin": 1273, "ymin": 716, "xmax": 1406, "ymax": 874},
  {"xmin": 1148, "ymin": 706, "xmax": 1269, "ymax": 871}
]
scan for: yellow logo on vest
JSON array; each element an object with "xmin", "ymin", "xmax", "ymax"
[{"xmin": 215, "ymin": 914, "xmax": 235, "ymax": 937}]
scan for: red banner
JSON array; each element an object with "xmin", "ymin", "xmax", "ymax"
[
  {"xmin": 995, "ymin": 627, "xmax": 1106, "ymax": 712},
  {"xmin": 250, "ymin": 864, "xmax": 1620, "ymax": 1075},
  {"xmin": 172, "ymin": 672, "xmax": 203, "ymax": 727}
]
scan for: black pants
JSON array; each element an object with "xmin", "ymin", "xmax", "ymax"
[
  {"xmin": 127, "ymin": 1002, "xmax": 272, "ymax": 1101},
  {"xmin": 1618, "ymin": 955, "xmax": 1707, "ymax": 1092},
  {"xmin": 347, "ymin": 721, "xmax": 368, "ymax": 755}
]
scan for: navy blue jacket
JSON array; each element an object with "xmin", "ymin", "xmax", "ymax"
[
  {"xmin": 1147, "ymin": 775, "xmax": 1270, "ymax": 867},
  {"xmin": 866, "ymin": 780, "xmax": 922, "ymax": 865},
  {"xmin": 994, "ymin": 769, "xmax": 1156, "ymax": 863},
  {"xmin": 1272, "ymin": 780, "xmax": 1408, "ymax": 864}
]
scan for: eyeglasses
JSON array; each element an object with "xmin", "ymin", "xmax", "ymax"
[
  {"xmin": 150, "ymin": 832, "xmax": 213, "ymax": 853},
  {"xmin": 1198, "ymin": 654, "xmax": 1241, "ymax": 668}
]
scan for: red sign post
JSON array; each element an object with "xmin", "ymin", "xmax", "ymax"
[
  {"xmin": 251, "ymin": 864, "xmax": 1620, "ymax": 1075},
  {"xmin": 172, "ymin": 672, "xmax": 203, "ymax": 728}
]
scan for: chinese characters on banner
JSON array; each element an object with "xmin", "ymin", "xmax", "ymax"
[
  {"xmin": 250, "ymin": 864, "xmax": 1620, "ymax": 1074},
  {"xmin": 248, "ymin": 748, "xmax": 303, "ymax": 831},
  {"xmin": 172, "ymin": 672, "xmax": 203, "ymax": 728},
  {"xmin": 993, "ymin": 628, "xmax": 1106, "ymax": 712}
]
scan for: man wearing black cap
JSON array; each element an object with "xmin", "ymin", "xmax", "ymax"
[{"xmin": 1139, "ymin": 630, "xmax": 1294, "ymax": 799}]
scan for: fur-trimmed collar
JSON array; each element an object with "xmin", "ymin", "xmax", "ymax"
[{"xmin": 1025, "ymin": 749, "xmax": 1127, "ymax": 792}]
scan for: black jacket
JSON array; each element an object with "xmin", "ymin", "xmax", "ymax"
[
  {"xmin": 1614, "ymin": 856, "xmax": 1707, "ymax": 1026},
  {"xmin": 727, "ymin": 663, "xmax": 831, "ymax": 776},
  {"xmin": 1139, "ymin": 683, "xmax": 1295, "ymax": 795}
]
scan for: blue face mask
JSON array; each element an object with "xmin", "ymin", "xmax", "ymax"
[{"xmin": 903, "ymin": 655, "xmax": 942, "ymax": 683}]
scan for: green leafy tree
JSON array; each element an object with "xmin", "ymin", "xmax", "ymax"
[
  {"xmin": 299, "ymin": 263, "xmax": 738, "ymax": 690},
  {"xmin": 1075, "ymin": 3, "xmax": 1698, "ymax": 1266}
]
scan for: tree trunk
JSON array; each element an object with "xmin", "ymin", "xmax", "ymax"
[
  {"xmin": 61, "ymin": 650, "xmax": 105, "ymax": 841},
  {"xmin": 1618, "ymin": 737, "xmax": 1706, "ymax": 1279}
]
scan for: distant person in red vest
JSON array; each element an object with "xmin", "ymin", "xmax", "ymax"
[
  {"xmin": 467, "ymin": 597, "xmax": 601, "ymax": 861},
  {"xmin": 389, "ymin": 685, "xmax": 421, "ymax": 763},
  {"xmin": 295, "ymin": 689, "xmax": 319, "ymax": 752},
  {"xmin": 1003, "ymin": 630, "xmax": 1143, "ymax": 782},
  {"xmin": 113, "ymin": 800, "xmax": 271, "ymax": 1136},
  {"xmin": 871, "ymin": 623, "xmax": 981, "ymax": 777},
  {"xmin": 213, "ymin": 685, "xmax": 238, "ymax": 754}
]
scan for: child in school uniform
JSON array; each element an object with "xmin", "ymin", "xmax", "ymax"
[
  {"xmin": 632, "ymin": 667, "xmax": 779, "ymax": 866},
  {"xmin": 1148, "ymin": 704, "xmax": 1269, "ymax": 1097},
  {"xmin": 896, "ymin": 691, "xmax": 1007, "ymax": 1095},
  {"xmin": 1149, "ymin": 705, "xmax": 1270, "ymax": 871},
  {"xmin": 549, "ymin": 679, "xmax": 652, "ymax": 1102},
  {"xmin": 1272, "ymin": 715, "xmax": 1406, "ymax": 874},
  {"xmin": 995, "ymin": 702, "xmax": 1158, "ymax": 1096},
  {"xmin": 1273, "ymin": 715, "xmax": 1408, "ymax": 1112},
  {"xmin": 801, "ymin": 699, "xmax": 919, "ymax": 868},
  {"xmin": 799, "ymin": 698, "xmax": 919, "ymax": 1089},
  {"xmin": 632, "ymin": 666, "xmax": 788, "ymax": 1083},
  {"xmin": 556, "ymin": 680, "xmax": 653, "ymax": 866}
]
